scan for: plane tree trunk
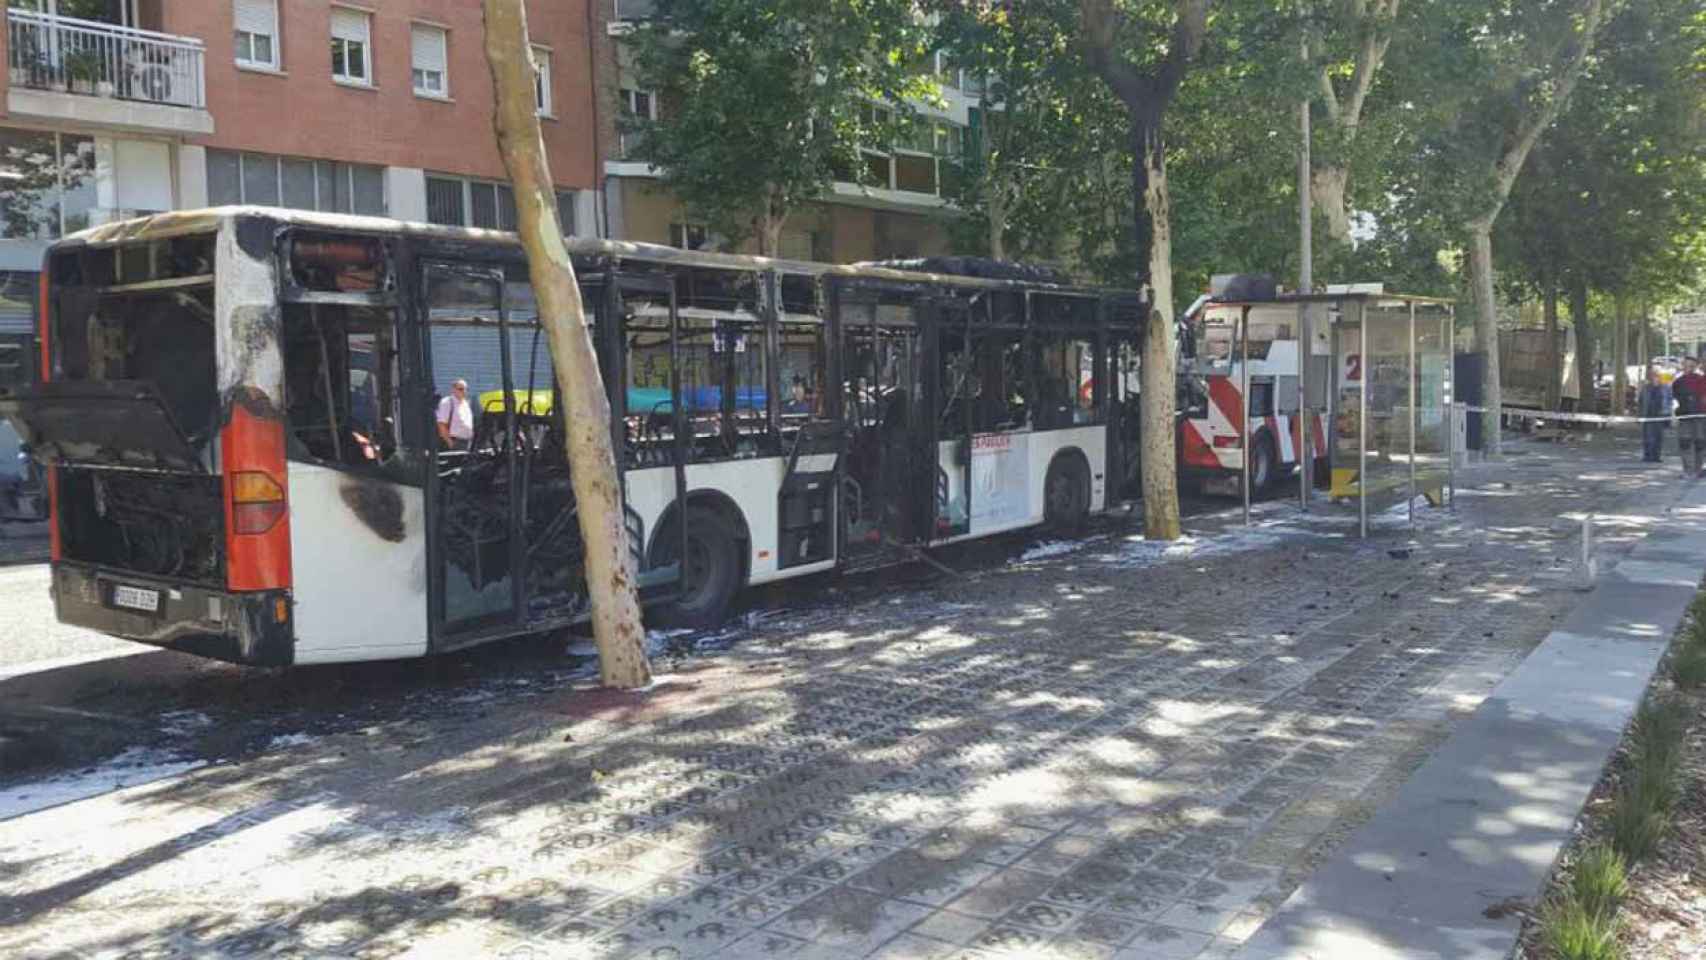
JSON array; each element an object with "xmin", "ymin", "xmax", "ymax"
[
  {"xmin": 1460, "ymin": 0, "xmax": 1607, "ymax": 458},
  {"xmin": 1543, "ymin": 282, "xmax": 1560, "ymax": 410},
  {"xmin": 1078, "ymin": 0, "xmax": 1207, "ymax": 542},
  {"xmin": 482, "ymin": 0, "xmax": 652, "ymax": 690}
]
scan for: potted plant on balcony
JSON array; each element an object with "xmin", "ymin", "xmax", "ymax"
[{"xmin": 64, "ymin": 50, "xmax": 102, "ymax": 95}]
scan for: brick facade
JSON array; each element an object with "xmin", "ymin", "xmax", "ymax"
[{"xmin": 167, "ymin": 0, "xmax": 598, "ymax": 190}]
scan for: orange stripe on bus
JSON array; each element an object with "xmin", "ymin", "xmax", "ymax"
[
  {"xmin": 39, "ymin": 270, "xmax": 60, "ymax": 562},
  {"xmin": 222, "ymin": 404, "xmax": 292, "ymax": 591}
]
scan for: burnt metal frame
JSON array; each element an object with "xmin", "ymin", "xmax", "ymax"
[{"xmin": 826, "ymin": 274, "xmax": 931, "ymax": 563}]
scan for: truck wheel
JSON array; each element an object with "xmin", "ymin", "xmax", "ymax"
[
  {"xmin": 1250, "ymin": 432, "xmax": 1277, "ymax": 491},
  {"xmin": 651, "ymin": 512, "xmax": 742, "ymax": 629}
]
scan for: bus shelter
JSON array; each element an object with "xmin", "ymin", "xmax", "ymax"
[{"xmin": 1215, "ymin": 291, "xmax": 1455, "ymax": 536}]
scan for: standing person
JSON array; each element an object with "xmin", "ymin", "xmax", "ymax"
[
  {"xmin": 1638, "ymin": 364, "xmax": 1672, "ymax": 463},
  {"xmin": 1670, "ymin": 358, "xmax": 1706, "ymax": 477},
  {"xmin": 436, "ymin": 379, "xmax": 475, "ymax": 451}
]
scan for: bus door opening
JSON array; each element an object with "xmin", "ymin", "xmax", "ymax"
[
  {"xmin": 834, "ymin": 282, "xmax": 928, "ymax": 563},
  {"xmin": 613, "ymin": 274, "xmax": 689, "ymax": 600},
  {"xmin": 930, "ymin": 295, "xmax": 974, "ymax": 540},
  {"xmin": 775, "ymin": 273, "xmax": 836, "ymax": 570}
]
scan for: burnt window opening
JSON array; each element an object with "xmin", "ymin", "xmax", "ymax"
[
  {"xmin": 1034, "ymin": 331, "xmax": 1101, "ymax": 430},
  {"xmin": 973, "ymin": 329, "xmax": 1028, "ymax": 433},
  {"xmin": 778, "ymin": 323, "xmax": 826, "ymax": 423},
  {"xmin": 57, "ymin": 470, "xmax": 225, "ymax": 584},
  {"xmin": 283, "ymin": 303, "xmax": 402, "ymax": 473},
  {"xmin": 51, "ymin": 286, "xmax": 218, "ymax": 451},
  {"xmin": 288, "ymin": 233, "xmax": 392, "ymax": 293},
  {"xmin": 779, "ymin": 273, "xmax": 819, "ymax": 317}
]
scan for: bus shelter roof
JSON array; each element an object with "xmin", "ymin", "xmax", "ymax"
[{"xmin": 1202, "ymin": 292, "xmax": 1457, "ymax": 310}]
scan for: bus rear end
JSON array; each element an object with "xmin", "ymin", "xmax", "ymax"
[{"xmin": 0, "ymin": 214, "xmax": 296, "ymax": 665}]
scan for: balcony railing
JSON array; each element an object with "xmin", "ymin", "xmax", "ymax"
[{"xmin": 7, "ymin": 10, "xmax": 205, "ymax": 110}]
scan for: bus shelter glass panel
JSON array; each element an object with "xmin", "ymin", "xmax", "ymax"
[
  {"xmin": 1299, "ymin": 301, "xmax": 1332, "ymax": 498},
  {"xmin": 1330, "ymin": 302, "xmax": 1365, "ymax": 502},
  {"xmin": 1414, "ymin": 303, "xmax": 1453, "ymax": 504},
  {"xmin": 1363, "ymin": 301, "xmax": 1414, "ymax": 518}
]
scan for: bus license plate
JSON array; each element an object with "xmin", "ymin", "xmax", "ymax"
[{"xmin": 111, "ymin": 584, "xmax": 161, "ymax": 613}]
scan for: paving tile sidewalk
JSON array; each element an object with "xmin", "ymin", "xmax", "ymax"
[{"xmin": 0, "ymin": 434, "xmax": 1693, "ymax": 960}]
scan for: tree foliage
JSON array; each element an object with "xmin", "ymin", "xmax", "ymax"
[
  {"xmin": 623, "ymin": 0, "xmax": 932, "ymax": 255},
  {"xmin": 931, "ymin": 1, "xmax": 1133, "ymax": 277}
]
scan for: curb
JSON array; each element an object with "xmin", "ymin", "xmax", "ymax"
[{"xmin": 1235, "ymin": 486, "xmax": 1706, "ymax": 959}]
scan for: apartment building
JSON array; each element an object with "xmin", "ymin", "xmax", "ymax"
[
  {"xmin": 598, "ymin": 0, "xmax": 969, "ymax": 263},
  {"xmin": 0, "ymin": 0, "xmax": 603, "ymax": 493}
]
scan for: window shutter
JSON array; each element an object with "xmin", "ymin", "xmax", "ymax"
[
  {"xmin": 234, "ymin": 0, "xmax": 275, "ymax": 36},
  {"xmin": 411, "ymin": 25, "xmax": 446, "ymax": 74},
  {"xmin": 331, "ymin": 8, "xmax": 368, "ymax": 42}
]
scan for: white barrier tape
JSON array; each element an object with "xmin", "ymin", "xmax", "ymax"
[{"xmin": 1459, "ymin": 405, "xmax": 1706, "ymax": 425}]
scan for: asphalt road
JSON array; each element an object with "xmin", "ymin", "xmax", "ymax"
[
  {"xmin": 0, "ymin": 564, "xmax": 138, "ymax": 673},
  {"xmin": 0, "ymin": 486, "xmax": 1269, "ymax": 781}
]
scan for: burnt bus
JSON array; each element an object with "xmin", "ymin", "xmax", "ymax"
[{"xmin": 0, "ymin": 208, "xmax": 1142, "ymax": 666}]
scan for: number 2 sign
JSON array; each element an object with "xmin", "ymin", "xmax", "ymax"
[{"xmin": 1343, "ymin": 353, "xmax": 1362, "ymax": 382}]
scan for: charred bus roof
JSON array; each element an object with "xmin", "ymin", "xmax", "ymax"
[{"xmin": 55, "ymin": 206, "xmax": 1132, "ymax": 302}]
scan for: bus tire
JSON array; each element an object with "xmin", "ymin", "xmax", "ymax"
[
  {"xmin": 652, "ymin": 512, "xmax": 742, "ymax": 630},
  {"xmin": 1044, "ymin": 454, "xmax": 1091, "ymax": 532},
  {"xmin": 1251, "ymin": 431, "xmax": 1277, "ymax": 491}
]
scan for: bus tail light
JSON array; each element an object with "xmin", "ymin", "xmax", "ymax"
[
  {"xmin": 222, "ymin": 405, "xmax": 291, "ymax": 592},
  {"xmin": 231, "ymin": 471, "xmax": 287, "ymax": 534},
  {"xmin": 39, "ymin": 270, "xmax": 60, "ymax": 562}
]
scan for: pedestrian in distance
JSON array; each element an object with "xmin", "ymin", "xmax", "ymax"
[
  {"xmin": 1638, "ymin": 364, "xmax": 1672, "ymax": 463},
  {"xmin": 1670, "ymin": 357, "xmax": 1706, "ymax": 478},
  {"xmin": 436, "ymin": 378, "xmax": 475, "ymax": 451}
]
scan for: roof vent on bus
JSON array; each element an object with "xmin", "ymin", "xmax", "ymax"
[{"xmin": 1209, "ymin": 274, "xmax": 1278, "ymax": 301}]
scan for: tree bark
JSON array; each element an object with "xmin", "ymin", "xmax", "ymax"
[
  {"xmin": 1461, "ymin": 0, "xmax": 1607, "ymax": 453},
  {"xmin": 1135, "ymin": 117, "xmax": 1181, "ymax": 541},
  {"xmin": 482, "ymin": 0, "xmax": 652, "ymax": 690},
  {"xmin": 1469, "ymin": 221, "xmax": 1502, "ymax": 457},
  {"xmin": 1571, "ymin": 280, "xmax": 1594, "ymax": 413},
  {"xmin": 1638, "ymin": 299, "xmax": 1649, "ymax": 366},
  {"xmin": 1543, "ymin": 282, "xmax": 1560, "ymax": 410},
  {"xmin": 1612, "ymin": 292, "xmax": 1629, "ymax": 416},
  {"xmin": 1308, "ymin": 0, "xmax": 1399, "ymax": 246},
  {"xmin": 1311, "ymin": 166, "xmax": 1353, "ymax": 246},
  {"xmin": 983, "ymin": 105, "xmax": 1008, "ymax": 261},
  {"xmin": 1078, "ymin": 0, "xmax": 1206, "ymax": 542}
]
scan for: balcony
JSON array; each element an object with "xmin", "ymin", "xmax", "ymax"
[{"xmin": 5, "ymin": 10, "xmax": 212, "ymax": 135}]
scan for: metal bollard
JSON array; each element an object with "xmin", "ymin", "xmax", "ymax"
[{"xmin": 1579, "ymin": 514, "xmax": 1598, "ymax": 590}]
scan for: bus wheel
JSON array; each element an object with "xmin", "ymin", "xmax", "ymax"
[
  {"xmin": 1044, "ymin": 455, "xmax": 1091, "ymax": 532},
  {"xmin": 653, "ymin": 512, "xmax": 742, "ymax": 630},
  {"xmin": 1251, "ymin": 432, "xmax": 1277, "ymax": 491}
]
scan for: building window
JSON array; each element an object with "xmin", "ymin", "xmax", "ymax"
[
  {"xmin": 234, "ymin": 0, "xmax": 280, "ymax": 69},
  {"xmin": 0, "ymin": 128, "xmax": 96, "ymax": 240},
  {"xmin": 851, "ymin": 107, "xmax": 962, "ymax": 197},
  {"xmin": 426, "ymin": 174, "xmax": 579, "ymax": 234},
  {"xmin": 620, "ymin": 87, "xmax": 655, "ymax": 120},
  {"xmin": 670, "ymin": 223, "xmax": 708, "ymax": 251},
  {"xmin": 411, "ymin": 23, "xmax": 448, "ymax": 97},
  {"xmin": 206, "ymin": 149, "xmax": 385, "ymax": 216},
  {"xmin": 533, "ymin": 46, "xmax": 552, "ymax": 116},
  {"xmin": 557, "ymin": 191, "xmax": 578, "ymax": 235},
  {"xmin": 618, "ymin": 87, "xmax": 655, "ymax": 158},
  {"xmin": 330, "ymin": 7, "xmax": 371, "ymax": 85}
]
